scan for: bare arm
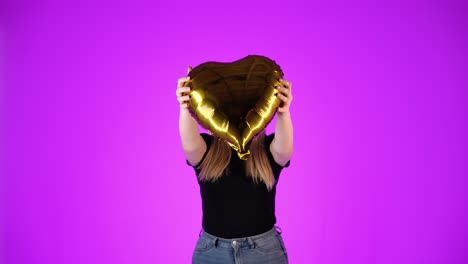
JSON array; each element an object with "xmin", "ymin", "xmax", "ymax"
[
  {"xmin": 270, "ymin": 79, "xmax": 294, "ymax": 166},
  {"xmin": 177, "ymin": 73, "xmax": 206, "ymax": 166}
]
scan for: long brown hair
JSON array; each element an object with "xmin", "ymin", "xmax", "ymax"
[{"xmin": 197, "ymin": 131, "xmax": 276, "ymax": 191}]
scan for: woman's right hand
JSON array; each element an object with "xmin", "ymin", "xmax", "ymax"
[
  {"xmin": 178, "ymin": 66, "xmax": 207, "ymax": 165},
  {"xmin": 176, "ymin": 67, "xmax": 192, "ymax": 109}
]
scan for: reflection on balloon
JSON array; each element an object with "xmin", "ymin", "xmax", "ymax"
[{"xmin": 184, "ymin": 55, "xmax": 284, "ymax": 160}]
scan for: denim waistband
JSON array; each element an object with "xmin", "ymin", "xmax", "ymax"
[{"xmin": 199, "ymin": 226, "xmax": 283, "ymax": 249}]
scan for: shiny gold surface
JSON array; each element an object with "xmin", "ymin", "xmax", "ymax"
[{"xmin": 184, "ymin": 55, "xmax": 284, "ymax": 160}]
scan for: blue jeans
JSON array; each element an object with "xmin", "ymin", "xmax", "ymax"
[{"xmin": 192, "ymin": 226, "xmax": 288, "ymax": 264}]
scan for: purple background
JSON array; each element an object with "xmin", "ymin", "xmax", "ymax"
[{"xmin": 3, "ymin": 0, "xmax": 467, "ymax": 263}]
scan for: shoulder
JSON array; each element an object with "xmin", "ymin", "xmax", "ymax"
[
  {"xmin": 200, "ymin": 133, "xmax": 213, "ymax": 146},
  {"xmin": 263, "ymin": 133, "xmax": 275, "ymax": 149}
]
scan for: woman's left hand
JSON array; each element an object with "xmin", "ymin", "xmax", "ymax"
[{"xmin": 275, "ymin": 79, "xmax": 293, "ymax": 113}]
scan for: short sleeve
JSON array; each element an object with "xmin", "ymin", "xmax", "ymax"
[
  {"xmin": 264, "ymin": 133, "xmax": 291, "ymax": 169},
  {"xmin": 186, "ymin": 133, "xmax": 213, "ymax": 168}
]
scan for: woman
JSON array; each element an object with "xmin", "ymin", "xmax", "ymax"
[{"xmin": 176, "ymin": 67, "xmax": 294, "ymax": 264}]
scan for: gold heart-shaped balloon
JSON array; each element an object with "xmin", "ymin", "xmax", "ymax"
[{"xmin": 184, "ymin": 55, "xmax": 284, "ymax": 160}]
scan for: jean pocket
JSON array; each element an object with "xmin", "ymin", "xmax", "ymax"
[
  {"xmin": 253, "ymin": 235, "xmax": 284, "ymax": 253},
  {"xmin": 194, "ymin": 236, "xmax": 214, "ymax": 253}
]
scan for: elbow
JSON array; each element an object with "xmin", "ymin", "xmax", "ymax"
[
  {"xmin": 279, "ymin": 148, "xmax": 294, "ymax": 161},
  {"xmin": 270, "ymin": 143, "xmax": 294, "ymax": 166}
]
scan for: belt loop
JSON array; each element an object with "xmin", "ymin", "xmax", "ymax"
[
  {"xmin": 247, "ymin": 237, "xmax": 256, "ymax": 248},
  {"xmin": 275, "ymin": 226, "xmax": 282, "ymax": 235},
  {"xmin": 213, "ymin": 238, "xmax": 219, "ymax": 248}
]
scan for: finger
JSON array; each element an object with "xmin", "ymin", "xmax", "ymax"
[
  {"xmin": 178, "ymin": 79, "xmax": 190, "ymax": 88},
  {"xmin": 177, "ymin": 95, "xmax": 190, "ymax": 102},
  {"xmin": 276, "ymin": 93, "xmax": 289, "ymax": 102},
  {"xmin": 275, "ymin": 82, "xmax": 290, "ymax": 92},
  {"xmin": 280, "ymin": 79, "xmax": 290, "ymax": 86},
  {"xmin": 180, "ymin": 102, "xmax": 189, "ymax": 109},
  {"xmin": 176, "ymin": 86, "xmax": 190, "ymax": 93},
  {"xmin": 275, "ymin": 85, "xmax": 290, "ymax": 97},
  {"xmin": 281, "ymin": 80, "xmax": 291, "ymax": 88},
  {"xmin": 178, "ymin": 76, "xmax": 191, "ymax": 87},
  {"xmin": 280, "ymin": 79, "xmax": 292, "ymax": 91},
  {"xmin": 277, "ymin": 86, "xmax": 290, "ymax": 95},
  {"xmin": 176, "ymin": 87, "xmax": 191, "ymax": 96},
  {"xmin": 274, "ymin": 84, "xmax": 285, "ymax": 93},
  {"xmin": 178, "ymin": 76, "xmax": 190, "ymax": 83}
]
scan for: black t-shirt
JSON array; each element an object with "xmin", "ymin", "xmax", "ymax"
[{"xmin": 186, "ymin": 133, "xmax": 290, "ymax": 238}]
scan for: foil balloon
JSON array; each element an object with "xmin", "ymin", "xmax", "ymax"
[{"xmin": 183, "ymin": 55, "xmax": 284, "ymax": 160}]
